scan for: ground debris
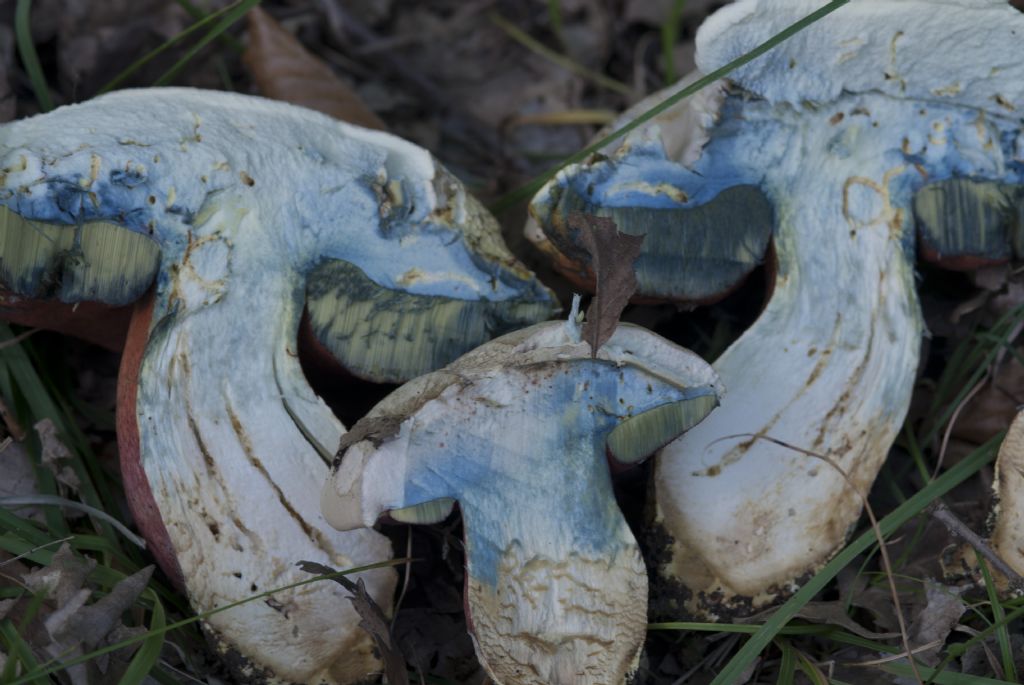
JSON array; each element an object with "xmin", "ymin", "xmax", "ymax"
[{"xmin": 10, "ymin": 544, "xmax": 153, "ymax": 684}]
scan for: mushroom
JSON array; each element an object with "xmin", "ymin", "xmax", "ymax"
[
  {"xmin": 529, "ymin": 0, "xmax": 1024, "ymax": 617},
  {"xmin": 0, "ymin": 88, "xmax": 556, "ymax": 683},
  {"xmin": 321, "ymin": 317, "xmax": 720, "ymax": 685},
  {"xmin": 526, "ymin": 70, "xmax": 773, "ymax": 304},
  {"xmin": 993, "ymin": 411, "xmax": 1024, "ymax": 581}
]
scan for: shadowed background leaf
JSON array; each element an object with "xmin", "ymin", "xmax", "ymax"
[{"xmin": 243, "ymin": 6, "xmax": 385, "ymax": 129}]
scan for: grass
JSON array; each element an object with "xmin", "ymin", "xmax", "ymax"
[{"xmin": 2, "ymin": 0, "xmax": 1023, "ymax": 683}]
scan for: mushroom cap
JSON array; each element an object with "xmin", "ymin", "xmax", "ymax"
[
  {"xmin": 323, "ymin": 320, "xmax": 720, "ymax": 685},
  {"xmin": 324, "ymin": 319, "xmax": 722, "ymax": 531},
  {"xmin": 696, "ymin": 0, "xmax": 1024, "ymax": 112},
  {"xmin": 0, "ymin": 87, "xmax": 557, "ymax": 382},
  {"xmin": 527, "ymin": 72, "xmax": 775, "ymax": 303}
]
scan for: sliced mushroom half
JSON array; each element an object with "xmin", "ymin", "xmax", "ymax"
[
  {"xmin": 322, "ymin": 320, "xmax": 720, "ymax": 685},
  {"xmin": 530, "ymin": 0, "xmax": 1024, "ymax": 617},
  {"xmin": 0, "ymin": 88, "xmax": 556, "ymax": 683}
]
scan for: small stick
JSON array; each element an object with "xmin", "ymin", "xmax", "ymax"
[{"xmin": 928, "ymin": 501, "xmax": 1024, "ymax": 591}]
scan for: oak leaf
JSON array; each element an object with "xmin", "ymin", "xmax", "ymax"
[
  {"xmin": 568, "ymin": 212, "xmax": 645, "ymax": 356},
  {"xmin": 243, "ymin": 7, "xmax": 386, "ymax": 130}
]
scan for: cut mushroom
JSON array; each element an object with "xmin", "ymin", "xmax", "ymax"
[
  {"xmin": 322, "ymin": 319, "xmax": 720, "ymax": 685},
  {"xmin": 529, "ymin": 0, "xmax": 1024, "ymax": 617},
  {"xmin": 993, "ymin": 411, "xmax": 1024, "ymax": 582},
  {"xmin": 0, "ymin": 88, "xmax": 556, "ymax": 683},
  {"xmin": 527, "ymin": 71, "xmax": 773, "ymax": 304}
]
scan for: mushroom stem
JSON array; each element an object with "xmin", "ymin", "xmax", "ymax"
[
  {"xmin": 992, "ymin": 411, "xmax": 1024, "ymax": 583},
  {"xmin": 653, "ymin": 129, "xmax": 922, "ymax": 612},
  {"xmin": 459, "ymin": 443, "xmax": 647, "ymax": 685},
  {"xmin": 123, "ymin": 196, "xmax": 393, "ymax": 682}
]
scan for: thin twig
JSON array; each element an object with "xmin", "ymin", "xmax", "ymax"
[
  {"xmin": 489, "ymin": 12, "xmax": 633, "ymax": 96},
  {"xmin": 847, "ymin": 639, "xmax": 945, "ymax": 667},
  {"xmin": 933, "ymin": 376, "xmax": 987, "ymax": 480},
  {"xmin": 928, "ymin": 501, "xmax": 1024, "ymax": 591},
  {"xmin": 714, "ymin": 432, "xmax": 925, "ymax": 685},
  {"xmin": 0, "ymin": 535, "xmax": 74, "ymax": 569},
  {"xmin": 391, "ymin": 525, "xmax": 414, "ymax": 631},
  {"xmin": 0, "ymin": 327, "xmax": 38, "ymax": 350}
]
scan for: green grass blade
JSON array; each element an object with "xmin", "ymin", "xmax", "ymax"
[
  {"xmin": 928, "ymin": 603, "xmax": 1024, "ymax": 685},
  {"xmin": 660, "ymin": 0, "xmax": 687, "ymax": 85},
  {"xmin": 14, "ymin": 0, "xmax": 53, "ymax": 112},
  {"xmin": 117, "ymin": 593, "xmax": 166, "ymax": 685},
  {"xmin": 879, "ymin": 662, "xmax": 1018, "ymax": 685},
  {"xmin": 0, "ymin": 326, "xmax": 129, "ymax": 554},
  {"xmin": 490, "ymin": 12, "xmax": 632, "ymax": 96},
  {"xmin": 976, "ymin": 552, "xmax": 1018, "ymax": 683},
  {"xmin": 795, "ymin": 650, "xmax": 827, "ymax": 685},
  {"xmin": 489, "ymin": 0, "xmax": 851, "ymax": 214},
  {"xmin": 775, "ymin": 639, "xmax": 796, "ymax": 685},
  {"xmin": 100, "ymin": 0, "xmax": 250, "ymax": 94},
  {"xmin": 173, "ymin": 0, "xmax": 245, "ymax": 52},
  {"xmin": 707, "ymin": 434, "xmax": 1002, "ymax": 685},
  {"xmin": 153, "ymin": 0, "xmax": 260, "ymax": 87},
  {"xmin": 649, "ymin": 621, "xmax": 828, "ymax": 636},
  {"xmin": 0, "ymin": 620, "xmax": 48, "ymax": 685},
  {"xmin": 547, "ymin": 0, "xmax": 564, "ymax": 45}
]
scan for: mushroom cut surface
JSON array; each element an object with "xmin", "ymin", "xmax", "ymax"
[
  {"xmin": 323, "ymin": 320, "xmax": 720, "ymax": 685},
  {"xmin": 0, "ymin": 88, "xmax": 555, "ymax": 683},
  {"xmin": 529, "ymin": 0, "xmax": 1024, "ymax": 618}
]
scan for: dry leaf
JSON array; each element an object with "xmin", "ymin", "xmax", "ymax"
[
  {"xmin": 244, "ymin": 7, "xmax": 386, "ymax": 130},
  {"xmin": 17, "ymin": 544, "xmax": 153, "ymax": 685},
  {"xmin": 568, "ymin": 212, "xmax": 645, "ymax": 356},
  {"xmin": 906, "ymin": 581, "xmax": 966, "ymax": 666},
  {"xmin": 791, "ymin": 602, "xmax": 898, "ymax": 640},
  {"xmin": 393, "ymin": 608, "xmax": 481, "ymax": 683},
  {"xmin": 298, "ymin": 560, "xmax": 409, "ymax": 685},
  {"xmin": 35, "ymin": 419, "xmax": 81, "ymax": 494},
  {"xmin": 0, "ymin": 439, "xmax": 44, "ymax": 522},
  {"xmin": 950, "ymin": 351, "xmax": 1024, "ymax": 446}
]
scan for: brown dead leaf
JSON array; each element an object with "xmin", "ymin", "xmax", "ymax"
[
  {"xmin": 22, "ymin": 543, "xmax": 95, "ymax": 606},
  {"xmin": 951, "ymin": 352, "xmax": 1024, "ymax": 445},
  {"xmin": 906, "ymin": 581, "xmax": 967, "ymax": 666},
  {"xmin": 298, "ymin": 560, "xmax": 409, "ymax": 685},
  {"xmin": 244, "ymin": 7, "xmax": 386, "ymax": 130},
  {"xmin": 568, "ymin": 212, "xmax": 645, "ymax": 356},
  {"xmin": 0, "ymin": 439, "xmax": 44, "ymax": 522},
  {"xmin": 16, "ymin": 544, "xmax": 153, "ymax": 684},
  {"xmin": 35, "ymin": 419, "xmax": 81, "ymax": 495},
  {"xmin": 394, "ymin": 608, "xmax": 481, "ymax": 683}
]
